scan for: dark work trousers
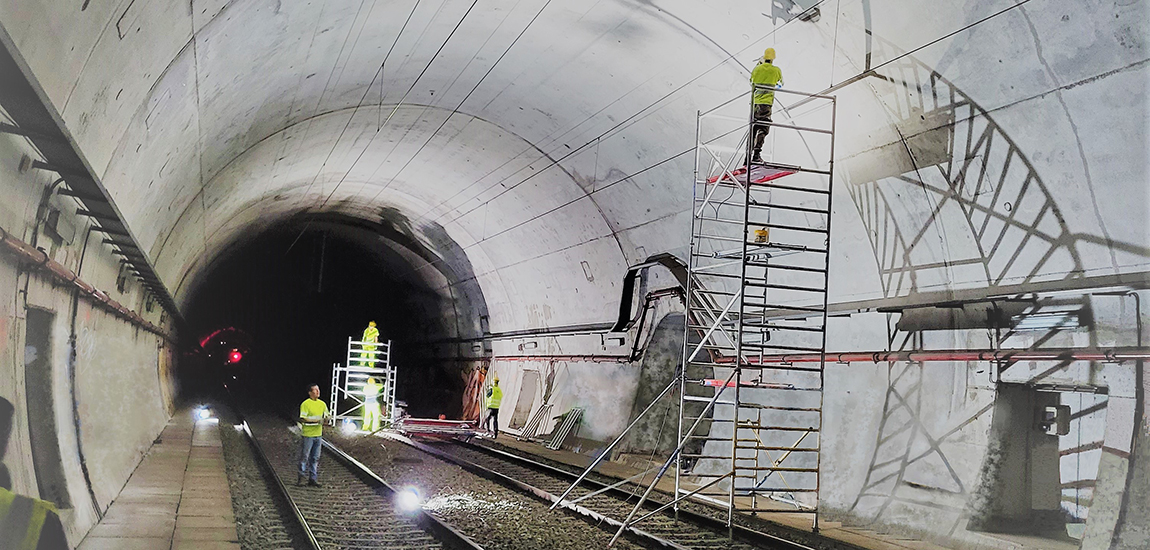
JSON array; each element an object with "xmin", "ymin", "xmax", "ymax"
[
  {"xmin": 751, "ymin": 102, "xmax": 774, "ymax": 155},
  {"xmin": 484, "ymin": 407, "xmax": 500, "ymax": 436}
]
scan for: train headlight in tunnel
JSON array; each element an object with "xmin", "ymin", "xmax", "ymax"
[{"xmin": 396, "ymin": 486, "xmax": 422, "ymax": 512}]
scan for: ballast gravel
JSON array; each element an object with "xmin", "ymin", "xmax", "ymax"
[{"xmin": 329, "ymin": 431, "xmax": 646, "ymax": 550}]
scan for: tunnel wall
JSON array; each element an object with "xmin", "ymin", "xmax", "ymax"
[
  {"xmin": 0, "ymin": 103, "xmax": 175, "ymax": 545},
  {"xmin": 0, "ymin": 1, "xmax": 1146, "ymax": 548}
]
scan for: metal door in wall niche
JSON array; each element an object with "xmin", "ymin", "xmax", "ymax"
[
  {"xmin": 509, "ymin": 370, "xmax": 540, "ymax": 430},
  {"xmin": 23, "ymin": 307, "xmax": 71, "ymax": 509}
]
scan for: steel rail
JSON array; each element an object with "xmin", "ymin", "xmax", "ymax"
[
  {"xmin": 236, "ymin": 410, "xmax": 485, "ymax": 550},
  {"xmin": 386, "ymin": 434, "xmax": 821, "ymax": 550},
  {"xmin": 236, "ymin": 420, "xmax": 322, "ymax": 550}
]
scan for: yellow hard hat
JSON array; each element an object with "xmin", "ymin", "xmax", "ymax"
[
  {"xmin": 493, "ymin": 376, "xmax": 500, "ymax": 384},
  {"xmin": 367, "ymin": 377, "xmax": 376, "ymax": 384},
  {"xmin": 368, "ymin": 321, "xmax": 376, "ymax": 327},
  {"xmin": 763, "ymin": 48, "xmax": 776, "ymax": 61}
]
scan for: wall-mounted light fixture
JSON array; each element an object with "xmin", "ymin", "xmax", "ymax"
[{"xmin": 1011, "ymin": 310, "xmax": 1080, "ymax": 331}]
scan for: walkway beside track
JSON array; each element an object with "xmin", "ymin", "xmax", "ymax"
[{"xmin": 77, "ymin": 410, "xmax": 240, "ymax": 550}]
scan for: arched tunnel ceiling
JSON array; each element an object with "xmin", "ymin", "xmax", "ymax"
[{"xmin": 1, "ymin": 0, "xmax": 1146, "ymax": 331}]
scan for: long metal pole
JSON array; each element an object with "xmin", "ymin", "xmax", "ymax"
[
  {"xmin": 728, "ymin": 83, "xmax": 757, "ymax": 531},
  {"xmin": 551, "ymin": 376, "xmax": 679, "ymax": 509},
  {"xmin": 813, "ymin": 96, "xmax": 837, "ymax": 533},
  {"xmin": 706, "ymin": 347, "xmax": 1150, "ymax": 364},
  {"xmin": 607, "ymin": 368, "xmax": 738, "ymax": 548},
  {"xmin": 678, "ymin": 110, "xmax": 705, "ymax": 520}
]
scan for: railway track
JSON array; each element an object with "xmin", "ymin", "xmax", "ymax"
[
  {"xmin": 237, "ymin": 414, "xmax": 484, "ymax": 550},
  {"xmin": 384, "ymin": 435, "xmax": 816, "ymax": 550}
]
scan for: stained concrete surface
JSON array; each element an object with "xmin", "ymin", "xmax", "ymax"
[{"xmin": 0, "ymin": 0, "xmax": 1146, "ymax": 548}]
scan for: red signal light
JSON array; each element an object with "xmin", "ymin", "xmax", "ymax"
[{"xmin": 227, "ymin": 350, "xmax": 243, "ymax": 364}]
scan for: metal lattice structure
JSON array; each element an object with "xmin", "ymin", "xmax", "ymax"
[
  {"xmin": 606, "ymin": 85, "xmax": 836, "ymax": 544},
  {"xmin": 330, "ymin": 337, "xmax": 397, "ymax": 430}
]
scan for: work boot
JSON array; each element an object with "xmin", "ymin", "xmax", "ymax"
[
  {"xmin": 297, "ymin": 475, "xmax": 304, "ymax": 486},
  {"xmin": 308, "ymin": 478, "xmax": 321, "ymax": 487},
  {"xmin": 750, "ymin": 149, "xmax": 763, "ymax": 164}
]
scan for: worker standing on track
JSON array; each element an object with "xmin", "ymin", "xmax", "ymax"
[
  {"xmin": 749, "ymin": 48, "xmax": 784, "ymax": 165},
  {"xmin": 0, "ymin": 398, "xmax": 68, "ymax": 550},
  {"xmin": 298, "ymin": 384, "xmax": 328, "ymax": 487},
  {"xmin": 484, "ymin": 376, "xmax": 503, "ymax": 438},
  {"xmin": 362, "ymin": 377, "xmax": 382, "ymax": 433},
  {"xmin": 359, "ymin": 321, "xmax": 379, "ymax": 367}
]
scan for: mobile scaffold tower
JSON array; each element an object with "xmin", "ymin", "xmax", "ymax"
[
  {"xmin": 329, "ymin": 337, "xmax": 397, "ymax": 429},
  {"xmin": 604, "ymin": 84, "xmax": 836, "ymax": 544}
]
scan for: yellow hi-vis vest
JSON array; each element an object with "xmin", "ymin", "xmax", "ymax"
[
  {"xmin": 486, "ymin": 385, "xmax": 503, "ymax": 409},
  {"xmin": 362, "ymin": 326, "xmax": 379, "ymax": 344},
  {"xmin": 363, "ymin": 381, "xmax": 381, "ymax": 404},
  {"xmin": 0, "ymin": 487, "xmax": 56, "ymax": 550},
  {"xmin": 751, "ymin": 62, "xmax": 783, "ymax": 105}
]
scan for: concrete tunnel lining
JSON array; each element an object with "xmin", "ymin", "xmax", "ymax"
[{"xmin": 0, "ymin": 0, "xmax": 1147, "ymax": 548}]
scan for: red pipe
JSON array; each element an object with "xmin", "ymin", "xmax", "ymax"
[
  {"xmin": 0, "ymin": 226, "xmax": 172, "ymax": 340},
  {"xmin": 494, "ymin": 354, "xmax": 632, "ymax": 363},
  {"xmin": 711, "ymin": 348, "xmax": 1150, "ymax": 365}
]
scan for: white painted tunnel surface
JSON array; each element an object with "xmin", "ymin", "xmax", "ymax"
[{"xmin": 0, "ymin": 0, "xmax": 1147, "ymax": 548}]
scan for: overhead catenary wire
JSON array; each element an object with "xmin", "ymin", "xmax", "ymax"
[
  {"xmin": 274, "ymin": 0, "xmax": 381, "ymax": 204},
  {"xmin": 347, "ymin": 0, "xmax": 538, "ymax": 200},
  {"xmin": 420, "ymin": 0, "xmax": 834, "ymax": 232},
  {"xmin": 283, "ymin": 0, "xmax": 426, "ymax": 253},
  {"xmin": 397, "ymin": 0, "xmax": 1036, "ymax": 282},
  {"xmin": 366, "ymin": 0, "xmax": 557, "ymax": 201},
  {"xmin": 285, "ymin": 0, "xmax": 481, "ymax": 255}
]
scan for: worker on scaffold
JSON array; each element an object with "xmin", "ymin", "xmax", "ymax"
[
  {"xmin": 359, "ymin": 321, "xmax": 379, "ymax": 367},
  {"xmin": 749, "ymin": 48, "xmax": 784, "ymax": 165},
  {"xmin": 362, "ymin": 376, "xmax": 382, "ymax": 433}
]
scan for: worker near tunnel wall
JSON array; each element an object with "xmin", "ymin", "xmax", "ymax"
[
  {"xmin": 0, "ymin": 397, "xmax": 68, "ymax": 550},
  {"xmin": 362, "ymin": 377, "xmax": 382, "ymax": 433},
  {"xmin": 298, "ymin": 384, "xmax": 328, "ymax": 487},
  {"xmin": 484, "ymin": 376, "xmax": 503, "ymax": 438},
  {"xmin": 358, "ymin": 321, "xmax": 379, "ymax": 367},
  {"xmin": 749, "ymin": 47, "xmax": 783, "ymax": 165}
]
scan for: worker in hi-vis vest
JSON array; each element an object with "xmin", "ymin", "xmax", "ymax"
[
  {"xmin": 362, "ymin": 377, "xmax": 382, "ymax": 433},
  {"xmin": 298, "ymin": 384, "xmax": 328, "ymax": 487},
  {"xmin": 749, "ymin": 48, "xmax": 783, "ymax": 165},
  {"xmin": 359, "ymin": 321, "xmax": 379, "ymax": 367},
  {"xmin": 483, "ymin": 376, "xmax": 503, "ymax": 438},
  {"xmin": 0, "ymin": 397, "xmax": 68, "ymax": 549}
]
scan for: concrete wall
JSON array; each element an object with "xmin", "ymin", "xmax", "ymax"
[
  {"xmin": 0, "ymin": 99, "xmax": 174, "ymax": 545},
  {"xmin": 0, "ymin": 0, "xmax": 1146, "ymax": 548}
]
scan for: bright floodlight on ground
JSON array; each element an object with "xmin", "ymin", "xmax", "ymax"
[
  {"xmin": 196, "ymin": 407, "xmax": 212, "ymax": 420},
  {"xmin": 341, "ymin": 419, "xmax": 357, "ymax": 435},
  {"xmin": 396, "ymin": 486, "xmax": 422, "ymax": 512}
]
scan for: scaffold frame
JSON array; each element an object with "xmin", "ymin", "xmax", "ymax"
[
  {"xmin": 329, "ymin": 337, "xmax": 397, "ymax": 430},
  {"xmin": 605, "ymin": 83, "xmax": 836, "ymax": 545}
]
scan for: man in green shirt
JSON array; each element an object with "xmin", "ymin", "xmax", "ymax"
[
  {"xmin": 749, "ymin": 48, "xmax": 783, "ymax": 165},
  {"xmin": 298, "ymin": 384, "xmax": 328, "ymax": 486}
]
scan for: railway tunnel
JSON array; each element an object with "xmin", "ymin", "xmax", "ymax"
[{"xmin": 0, "ymin": 1, "xmax": 1147, "ymax": 549}]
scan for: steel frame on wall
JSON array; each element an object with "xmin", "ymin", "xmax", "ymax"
[{"xmin": 608, "ymin": 84, "xmax": 837, "ymax": 544}]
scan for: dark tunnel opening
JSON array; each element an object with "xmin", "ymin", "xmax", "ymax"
[{"xmin": 178, "ymin": 219, "xmax": 471, "ymax": 420}]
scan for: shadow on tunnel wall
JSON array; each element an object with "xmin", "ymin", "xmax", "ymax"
[
  {"xmin": 836, "ymin": 35, "xmax": 1145, "ymax": 543},
  {"xmin": 846, "ymin": 36, "xmax": 1149, "ymax": 299}
]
